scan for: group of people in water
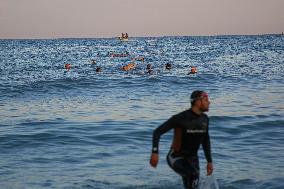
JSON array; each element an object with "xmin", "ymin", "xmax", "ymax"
[
  {"xmin": 64, "ymin": 34, "xmax": 197, "ymax": 75},
  {"xmin": 65, "ymin": 58, "xmax": 197, "ymax": 75}
]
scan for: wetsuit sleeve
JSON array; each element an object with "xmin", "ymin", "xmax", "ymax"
[
  {"xmin": 152, "ymin": 115, "xmax": 177, "ymax": 153},
  {"xmin": 202, "ymin": 118, "xmax": 212, "ymax": 163}
]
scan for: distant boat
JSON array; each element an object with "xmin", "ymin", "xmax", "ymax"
[
  {"xmin": 118, "ymin": 37, "xmax": 129, "ymax": 42},
  {"xmin": 118, "ymin": 33, "xmax": 129, "ymax": 41}
]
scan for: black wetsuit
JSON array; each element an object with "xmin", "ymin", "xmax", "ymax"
[{"xmin": 152, "ymin": 109, "xmax": 212, "ymax": 189}]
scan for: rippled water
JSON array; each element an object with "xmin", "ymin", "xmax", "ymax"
[{"xmin": 0, "ymin": 35, "xmax": 284, "ymax": 189}]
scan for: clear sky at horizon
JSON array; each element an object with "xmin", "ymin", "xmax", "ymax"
[{"xmin": 1, "ymin": 0, "xmax": 284, "ymax": 39}]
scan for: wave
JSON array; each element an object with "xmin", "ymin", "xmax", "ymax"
[
  {"xmin": 10, "ymin": 177, "xmax": 281, "ymax": 189},
  {"xmin": 220, "ymin": 178, "xmax": 284, "ymax": 189}
]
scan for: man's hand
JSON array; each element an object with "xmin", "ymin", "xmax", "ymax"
[
  {"xmin": 207, "ymin": 162, "xmax": 213, "ymax": 175},
  {"xmin": 150, "ymin": 153, "xmax": 159, "ymax": 168}
]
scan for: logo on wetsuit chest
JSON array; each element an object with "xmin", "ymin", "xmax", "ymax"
[{"xmin": 186, "ymin": 121, "xmax": 207, "ymax": 133}]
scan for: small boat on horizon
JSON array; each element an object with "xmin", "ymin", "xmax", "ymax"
[{"xmin": 118, "ymin": 33, "xmax": 129, "ymax": 41}]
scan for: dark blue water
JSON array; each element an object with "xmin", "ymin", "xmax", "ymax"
[{"xmin": 0, "ymin": 35, "xmax": 283, "ymax": 189}]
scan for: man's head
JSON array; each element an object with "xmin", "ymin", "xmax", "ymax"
[{"xmin": 190, "ymin": 90, "xmax": 210, "ymax": 112}]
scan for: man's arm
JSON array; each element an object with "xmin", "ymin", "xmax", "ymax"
[
  {"xmin": 202, "ymin": 130, "xmax": 212, "ymax": 163},
  {"xmin": 150, "ymin": 115, "xmax": 176, "ymax": 167},
  {"xmin": 202, "ymin": 118, "xmax": 213, "ymax": 175}
]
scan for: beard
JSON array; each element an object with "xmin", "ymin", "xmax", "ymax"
[{"xmin": 200, "ymin": 106, "xmax": 209, "ymax": 112}]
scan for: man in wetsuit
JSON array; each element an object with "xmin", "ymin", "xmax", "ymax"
[{"xmin": 150, "ymin": 90, "xmax": 213, "ymax": 189}]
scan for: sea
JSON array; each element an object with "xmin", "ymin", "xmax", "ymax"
[{"xmin": 0, "ymin": 35, "xmax": 283, "ymax": 189}]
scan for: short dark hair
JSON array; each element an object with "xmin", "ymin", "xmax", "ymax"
[{"xmin": 190, "ymin": 90, "xmax": 205, "ymax": 106}]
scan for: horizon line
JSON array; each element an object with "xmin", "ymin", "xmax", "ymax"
[{"xmin": 0, "ymin": 33, "xmax": 283, "ymax": 40}]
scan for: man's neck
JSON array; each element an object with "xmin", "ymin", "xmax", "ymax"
[{"xmin": 191, "ymin": 106, "xmax": 202, "ymax": 115}]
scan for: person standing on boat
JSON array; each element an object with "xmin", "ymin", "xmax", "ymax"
[{"xmin": 150, "ymin": 90, "xmax": 213, "ymax": 189}]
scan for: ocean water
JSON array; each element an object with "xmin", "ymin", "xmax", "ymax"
[{"xmin": 0, "ymin": 35, "xmax": 283, "ymax": 189}]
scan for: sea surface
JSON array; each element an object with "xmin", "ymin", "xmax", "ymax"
[{"xmin": 0, "ymin": 35, "xmax": 283, "ymax": 189}]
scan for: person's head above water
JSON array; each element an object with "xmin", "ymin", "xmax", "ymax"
[
  {"xmin": 190, "ymin": 90, "xmax": 210, "ymax": 113},
  {"xmin": 165, "ymin": 63, "xmax": 172, "ymax": 70},
  {"xmin": 96, "ymin": 67, "xmax": 102, "ymax": 72}
]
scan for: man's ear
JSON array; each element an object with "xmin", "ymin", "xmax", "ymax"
[{"xmin": 195, "ymin": 100, "xmax": 201, "ymax": 106}]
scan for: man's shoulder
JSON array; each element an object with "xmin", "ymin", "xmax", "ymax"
[{"xmin": 172, "ymin": 109, "xmax": 191, "ymax": 119}]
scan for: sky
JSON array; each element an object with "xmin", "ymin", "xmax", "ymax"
[{"xmin": 0, "ymin": 0, "xmax": 284, "ymax": 39}]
